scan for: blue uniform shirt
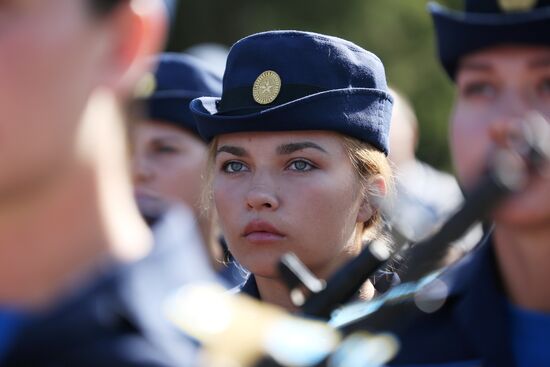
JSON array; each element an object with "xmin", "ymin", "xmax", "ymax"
[
  {"xmin": 342, "ymin": 233, "xmax": 519, "ymax": 367},
  {"xmin": 0, "ymin": 309, "xmax": 25, "ymax": 362},
  {"xmin": 509, "ymin": 303, "xmax": 550, "ymax": 367}
]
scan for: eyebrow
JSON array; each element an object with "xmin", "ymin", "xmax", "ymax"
[
  {"xmin": 216, "ymin": 145, "xmax": 248, "ymax": 157},
  {"xmin": 276, "ymin": 141, "xmax": 328, "ymax": 155},
  {"xmin": 458, "ymin": 60, "xmax": 493, "ymax": 73},
  {"xmin": 152, "ymin": 136, "xmax": 182, "ymax": 144},
  {"xmin": 459, "ymin": 55, "xmax": 550, "ymax": 72}
]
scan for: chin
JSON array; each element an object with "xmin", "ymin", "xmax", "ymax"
[
  {"xmin": 240, "ymin": 257, "xmax": 280, "ymax": 279},
  {"xmin": 490, "ymin": 175, "xmax": 550, "ymax": 228}
]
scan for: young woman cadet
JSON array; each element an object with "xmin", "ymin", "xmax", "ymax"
[
  {"xmin": 190, "ymin": 30, "xmax": 394, "ymax": 311},
  {"xmin": 352, "ymin": 1, "xmax": 550, "ymax": 366}
]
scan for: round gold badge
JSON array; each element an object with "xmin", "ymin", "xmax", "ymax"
[
  {"xmin": 133, "ymin": 72, "xmax": 157, "ymax": 98},
  {"xmin": 252, "ymin": 70, "xmax": 281, "ymax": 105},
  {"xmin": 497, "ymin": 0, "xmax": 537, "ymax": 12}
]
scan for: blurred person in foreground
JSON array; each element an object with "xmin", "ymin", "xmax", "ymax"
[
  {"xmin": 357, "ymin": 0, "xmax": 550, "ymax": 366},
  {"xmin": 0, "ymin": 0, "xmax": 203, "ymax": 365},
  {"xmin": 132, "ymin": 53, "xmax": 246, "ymax": 286}
]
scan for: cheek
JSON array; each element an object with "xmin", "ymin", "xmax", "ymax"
[
  {"xmin": 450, "ymin": 105, "xmax": 491, "ymax": 188},
  {"xmin": 286, "ymin": 176, "xmax": 361, "ymax": 253},
  {"xmin": 0, "ymin": 10, "xmax": 100, "ymax": 116},
  {"xmin": 213, "ymin": 177, "xmax": 243, "ymax": 236},
  {"xmin": 158, "ymin": 155, "xmax": 205, "ymax": 201},
  {"xmin": 0, "ymin": 12, "xmax": 105, "ymax": 190}
]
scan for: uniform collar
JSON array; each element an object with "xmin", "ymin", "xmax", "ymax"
[{"xmin": 238, "ymin": 275, "xmax": 261, "ymax": 299}]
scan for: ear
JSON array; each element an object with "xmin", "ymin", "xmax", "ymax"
[
  {"xmin": 356, "ymin": 175, "xmax": 387, "ymax": 223},
  {"xmin": 99, "ymin": 0, "xmax": 168, "ymax": 94}
]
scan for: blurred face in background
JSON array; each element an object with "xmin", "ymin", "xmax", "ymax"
[
  {"xmin": 132, "ymin": 120, "xmax": 207, "ymax": 218},
  {"xmin": 0, "ymin": 0, "xmax": 120, "ymax": 199},
  {"xmin": 451, "ymin": 45, "xmax": 550, "ymax": 229}
]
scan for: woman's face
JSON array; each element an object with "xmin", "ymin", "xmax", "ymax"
[
  {"xmin": 132, "ymin": 120, "xmax": 207, "ymax": 217},
  {"xmin": 212, "ymin": 130, "xmax": 372, "ymax": 279},
  {"xmin": 451, "ymin": 46, "xmax": 550, "ymax": 228}
]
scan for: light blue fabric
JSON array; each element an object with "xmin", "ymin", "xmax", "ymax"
[
  {"xmin": 162, "ymin": 0, "xmax": 178, "ymax": 21},
  {"xmin": 508, "ymin": 303, "xmax": 550, "ymax": 367}
]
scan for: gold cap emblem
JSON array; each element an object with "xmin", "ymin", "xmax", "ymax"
[
  {"xmin": 252, "ymin": 70, "xmax": 281, "ymax": 105},
  {"xmin": 497, "ymin": 0, "xmax": 537, "ymax": 12},
  {"xmin": 133, "ymin": 72, "xmax": 157, "ymax": 98}
]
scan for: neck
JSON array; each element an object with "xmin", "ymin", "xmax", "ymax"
[
  {"xmin": 494, "ymin": 224, "xmax": 550, "ymax": 312},
  {"xmin": 254, "ymin": 230, "xmax": 374, "ymax": 312},
  {"xmin": 0, "ymin": 89, "xmax": 152, "ymax": 309},
  {"xmin": 254, "ymin": 274, "xmax": 375, "ymax": 313},
  {"xmin": 255, "ymin": 276, "xmax": 299, "ymax": 312}
]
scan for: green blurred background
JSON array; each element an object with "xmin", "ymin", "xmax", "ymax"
[{"xmin": 165, "ymin": 0, "xmax": 463, "ymax": 171}]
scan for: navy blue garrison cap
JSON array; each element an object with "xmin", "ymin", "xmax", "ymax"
[
  {"xmin": 430, "ymin": 0, "xmax": 550, "ymax": 79},
  {"xmin": 144, "ymin": 53, "xmax": 223, "ymax": 136},
  {"xmin": 190, "ymin": 30, "xmax": 393, "ymax": 155}
]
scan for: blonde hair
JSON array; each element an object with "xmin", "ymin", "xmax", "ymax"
[
  {"xmin": 200, "ymin": 136, "xmax": 220, "ymax": 219},
  {"xmin": 341, "ymin": 136, "xmax": 393, "ymax": 248}
]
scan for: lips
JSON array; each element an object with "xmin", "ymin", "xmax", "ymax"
[
  {"xmin": 242, "ymin": 220, "xmax": 285, "ymax": 243},
  {"xmin": 134, "ymin": 189, "xmax": 168, "ymax": 219},
  {"xmin": 134, "ymin": 187, "xmax": 160, "ymax": 200}
]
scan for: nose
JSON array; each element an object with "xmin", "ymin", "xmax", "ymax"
[
  {"xmin": 245, "ymin": 185, "xmax": 279, "ymax": 211},
  {"xmin": 488, "ymin": 92, "xmax": 534, "ymax": 149},
  {"xmin": 132, "ymin": 155, "xmax": 154, "ymax": 184},
  {"xmin": 488, "ymin": 119, "xmax": 524, "ymax": 150}
]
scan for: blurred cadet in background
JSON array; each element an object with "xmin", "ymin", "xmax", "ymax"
[
  {"xmin": 191, "ymin": 30, "xmax": 394, "ymax": 311},
  {"xmin": 132, "ymin": 53, "xmax": 246, "ymax": 286},
  {"xmin": 370, "ymin": 0, "xmax": 550, "ymax": 366},
  {"xmin": 386, "ymin": 88, "xmax": 482, "ymax": 255},
  {"xmin": 387, "ymin": 88, "xmax": 463, "ymax": 238},
  {"xmin": 0, "ymin": 0, "xmax": 202, "ymax": 365}
]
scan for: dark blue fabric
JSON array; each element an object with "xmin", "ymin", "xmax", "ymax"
[
  {"xmin": 348, "ymin": 234, "xmax": 518, "ymax": 367},
  {"xmin": 231, "ymin": 275, "xmax": 261, "ymax": 299},
  {"xmin": 0, "ymin": 309, "xmax": 25, "ymax": 363},
  {"xmin": 508, "ymin": 303, "xmax": 550, "ymax": 367},
  {"xmin": 2, "ymin": 237, "xmax": 198, "ymax": 367},
  {"xmin": 144, "ymin": 53, "xmax": 222, "ymax": 136},
  {"xmin": 190, "ymin": 30, "xmax": 393, "ymax": 155},
  {"xmin": 218, "ymin": 261, "xmax": 248, "ymax": 288},
  {"xmin": 429, "ymin": 0, "xmax": 550, "ymax": 79},
  {"xmin": 216, "ymin": 237, "xmax": 248, "ymax": 287}
]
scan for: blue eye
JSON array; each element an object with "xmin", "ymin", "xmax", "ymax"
[
  {"xmin": 155, "ymin": 145, "xmax": 178, "ymax": 154},
  {"xmin": 223, "ymin": 161, "xmax": 247, "ymax": 173},
  {"xmin": 288, "ymin": 159, "xmax": 314, "ymax": 171},
  {"xmin": 462, "ymin": 82, "xmax": 497, "ymax": 99}
]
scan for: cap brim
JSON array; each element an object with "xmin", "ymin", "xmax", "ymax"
[
  {"xmin": 144, "ymin": 96, "xmax": 199, "ymax": 136},
  {"xmin": 190, "ymin": 88, "xmax": 393, "ymax": 155}
]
